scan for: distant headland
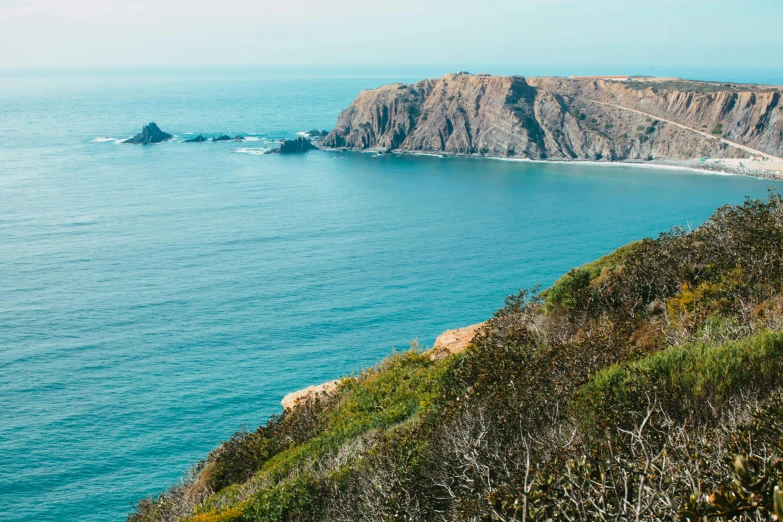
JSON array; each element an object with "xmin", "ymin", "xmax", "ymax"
[
  {"xmin": 320, "ymin": 72, "xmax": 783, "ymax": 178},
  {"xmin": 116, "ymin": 75, "xmax": 783, "ymax": 178}
]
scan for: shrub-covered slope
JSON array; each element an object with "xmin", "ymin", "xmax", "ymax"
[{"xmin": 131, "ymin": 194, "xmax": 783, "ymax": 522}]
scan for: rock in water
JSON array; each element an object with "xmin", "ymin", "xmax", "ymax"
[
  {"xmin": 184, "ymin": 134, "xmax": 207, "ymax": 143},
  {"xmin": 307, "ymin": 129, "xmax": 329, "ymax": 137},
  {"xmin": 212, "ymin": 135, "xmax": 233, "ymax": 142},
  {"xmin": 267, "ymin": 136, "xmax": 316, "ymax": 154},
  {"xmin": 122, "ymin": 122, "xmax": 172, "ymax": 145}
]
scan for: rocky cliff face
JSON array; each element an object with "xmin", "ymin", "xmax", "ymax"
[
  {"xmin": 322, "ymin": 73, "xmax": 783, "ymax": 162},
  {"xmin": 528, "ymin": 77, "xmax": 783, "ymax": 156}
]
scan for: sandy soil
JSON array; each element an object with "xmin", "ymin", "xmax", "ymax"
[{"xmin": 709, "ymin": 157, "xmax": 783, "ymax": 173}]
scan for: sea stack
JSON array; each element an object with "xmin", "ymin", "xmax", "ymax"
[
  {"xmin": 267, "ymin": 136, "xmax": 316, "ymax": 154},
  {"xmin": 122, "ymin": 122, "xmax": 172, "ymax": 145}
]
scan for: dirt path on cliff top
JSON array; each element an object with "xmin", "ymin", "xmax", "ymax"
[{"xmin": 584, "ymin": 99, "xmax": 783, "ymax": 161}]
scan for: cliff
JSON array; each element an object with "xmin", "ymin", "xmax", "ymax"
[
  {"xmin": 322, "ymin": 73, "xmax": 783, "ymax": 165},
  {"xmin": 129, "ymin": 194, "xmax": 783, "ymax": 522},
  {"xmin": 280, "ymin": 322, "xmax": 484, "ymax": 413}
]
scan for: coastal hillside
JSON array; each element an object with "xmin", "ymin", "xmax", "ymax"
[
  {"xmin": 322, "ymin": 73, "xmax": 783, "ymax": 167},
  {"xmin": 131, "ymin": 194, "xmax": 783, "ymax": 522}
]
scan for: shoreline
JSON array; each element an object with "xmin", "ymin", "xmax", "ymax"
[
  {"xmin": 316, "ymin": 145, "xmax": 782, "ymax": 180},
  {"xmin": 282, "ymin": 323, "xmax": 485, "ymax": 410}
]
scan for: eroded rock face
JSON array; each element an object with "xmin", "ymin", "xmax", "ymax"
[
  {"xmin": 527, "ymin": 77, "xmax": 783, "ymax": 157},
  {"xmin": 322, "ymin": 74, "xmax": 783, "ymax": 161},
  {"xmin": 122, "ymin": 122, "xmax": 172, "ymax": 145},
  {"xmin": 267, "ymin": 136, "xmax": 316, "ymax": 154}
]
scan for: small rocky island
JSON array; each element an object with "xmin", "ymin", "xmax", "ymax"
[
  {"xmin": 122, "ymin": 122, "xmax": 172, "ymax": 145},
  {"xmin": 184, "ymin": 134, "xmax": 207, "ymax": 143},
  {"xmin": 211, "ymin": 135, "xmax": 245, "ymax": 142},
  {"xmin": 266, "ymin": 136, "xmax": 316, "ymax": 154}
]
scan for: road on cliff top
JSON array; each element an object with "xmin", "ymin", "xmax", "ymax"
[{"xmin": 584, "ymin": 99, "xmax": 783, "ymax": 161}]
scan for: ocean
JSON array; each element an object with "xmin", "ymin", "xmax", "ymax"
[{"xmin": 1, "ymin": 65, "xmax": 781, "ymax": 522}]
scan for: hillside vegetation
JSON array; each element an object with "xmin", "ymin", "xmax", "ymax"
[{"xmin": 131, "ymin": 193, "xmax": 783, "ymax": 522}]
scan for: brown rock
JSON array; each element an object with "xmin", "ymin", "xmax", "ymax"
[
  {"xmin": 429, "ymin": 322, "xmax": 484, "ymax": 360},
  {"xmin": 281, "ymin": 379, "xmax": 341, "ymax": 410}
]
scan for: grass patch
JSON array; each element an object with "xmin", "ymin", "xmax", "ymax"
[
  {"xmin": 189, "ymin": 348, "xmax": 458, "ymax": 520},
  {"xmin": 544, "ymin": 241, "xmax": 640, "ymax": 309},
  {"xmin": 574, "ymin": 330, "xmax": 783, "ymax": 431}
]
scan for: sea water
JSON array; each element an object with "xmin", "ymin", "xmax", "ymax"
[{"xmin": 1, "ymin": 66, "xmax": 781, "ymax": 521}]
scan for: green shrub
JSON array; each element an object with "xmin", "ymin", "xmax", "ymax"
[
  {"xmin": 575, "ymin": 331, "xmax": 783, "ymax": 431},
  {"xmin": 544, "ymin": 241, "xmax": 640, "ymax": 307},
  {"xmin": 132, "ymin": 194, "xmax": 783, "ymax": 522}
]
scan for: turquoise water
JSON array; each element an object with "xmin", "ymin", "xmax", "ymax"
[{"xmin": 0, "ymin": 67, "xmax": 780, "ymax": 522}]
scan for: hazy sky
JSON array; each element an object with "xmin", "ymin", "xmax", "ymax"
[{"xmin": 0, "ymin": 0, "xmax": 781, "ymax": 68}]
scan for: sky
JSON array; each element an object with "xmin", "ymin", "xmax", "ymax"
[{"xmin": 0, "ymin": 0, "xmax": 781, "ymax": 69}]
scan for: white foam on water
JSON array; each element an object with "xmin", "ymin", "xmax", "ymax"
[
  {"xmin": 296, "ymin": 131, "xmax": 308, "ymax": 136},
  {"xmin": 243, "ymin": 137, "xmax": 262, "ymax": 141},
  {"xmin": 114, "ymin": 137, "xmax": 132, "ymax": 144},
  {"xmin": 409, "ymin": 152, "xmax": 446, "ymax": 158},
  {"xmin": 235, "ymin": 148, "xmax": 271, "ymax": 155},
  {"xmin": 489, "ymin": 156, "xmax": 741, "ymax": 176},
  {"xmin": 93, "ymin": 137, "xmax": 116, "ymax": 143}
]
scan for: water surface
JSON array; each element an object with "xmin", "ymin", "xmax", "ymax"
[{"xmin": 0, "ymin": 67, "xmax": 778, "ymax": 521}]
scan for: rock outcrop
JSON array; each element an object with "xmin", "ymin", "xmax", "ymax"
[
  {"xmin": 266, "ymin": 136, "xmax": 316, "ymax": 154},
  {"xmin": 429, "ymin": 322, "xmax": 484, "ymax": 360},
  {"xmin": 281, "ymin": 380, "xmax": 341, "ymax": 410},
  {"xmin": 322, "ymin": 73, "xmax": 783, "ymax": 163},
  {"xmin": 184, "ymin": 134, "xmax": 207, "ymax": 143},
  {"xmin": 307, "ymin": 129, "xmax": 329, "ymax": 138},
  {"xmin": 122, "ymin": 122, "xmax": 172, "ymax": 145},
  {"xmin": 211, "ymin": 134, "xmax": 245, "ymax": 142},
  {"xmin": 283, "ymin": 322, "xmax": 484, "ymax": 411}
]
